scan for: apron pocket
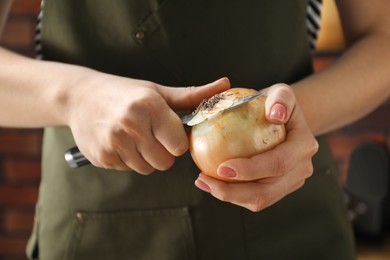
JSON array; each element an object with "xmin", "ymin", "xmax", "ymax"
[{"xmin": 67, "ymin": 207, "xmax": 197, "ymax": 260}]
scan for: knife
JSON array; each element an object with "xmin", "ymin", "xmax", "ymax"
[{"xmin": 65, "ymin": 91, "xmax": 265, "ymax": 168}]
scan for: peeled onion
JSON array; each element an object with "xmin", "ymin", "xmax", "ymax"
[{"xmin": 189, "ymin": 88, "xmax": 286, "ymax": 182}]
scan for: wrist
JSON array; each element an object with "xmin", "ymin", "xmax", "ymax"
[{"xmin": 43, "ymin": 61, "xmax": 96, "ymax": 127}]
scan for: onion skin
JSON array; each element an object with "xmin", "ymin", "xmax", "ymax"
[{"xmin": 189, "ymin": 88, "xmax": 286, "ymax": 182}]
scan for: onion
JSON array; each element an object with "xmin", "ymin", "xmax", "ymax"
[{"xmin": 189, "ymin": 88, "xmax": 286, "ymax": 182}]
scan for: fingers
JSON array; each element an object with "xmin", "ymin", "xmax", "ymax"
[
  {"xmin": 80, "ymin": 77, "xmax": 230, "ymax": 173},
  {"xmin": 83, "ymin": 90, "xmax": 182, "ymax": 173},
  {"xmin": 115, "ymin": 129, "xmax": 175, "ymax": 174},
  {"xmin": 114, "ymin": 78, "xmax": 230, "ymax": 168},
  {"xmin": 87, "ymin": 147, "xmax": 132, "ymax": 171},
  {"xmin": 216, "ymin": 129, "xmax": 318, "ymax": 181},
  {"xmin": 264, "ymin": 83, "xmax": 296, "ymax": 124},
  {"xmin": 116, "ymin": 100, "xmax": 181, "ymax": 174},
  {"xmin": 195, "ymin": 173, "xmax": 306, "ymax": 212},
  {"xmin": 158, "ymin": 77, "xmax": 231, "ymax": 110},
  {"xmin": 152, "ymin": 77, "xmax": 231, "ymax": 155},
  {"xmin": 198, "ymin": 133, "xmax": 317, "ymax": 210},
  {"xmin": 110, "ymin": 126, "xmax": 184, "ymax": 174},
  {"xmin": 152, "ymin": 104, "xmax": 189, "ymax": 157},
  {"xmin": 93, "ymin": 120, "xmax": 178, "ymax": 174},
  {"xmin": 144, "ymin": 77, "xmax": 230, "ymax": 162}
]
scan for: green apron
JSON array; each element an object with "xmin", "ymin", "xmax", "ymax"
[{"xmin": 27, "ymin": 0, "xmax": 355, "ymax": 259}]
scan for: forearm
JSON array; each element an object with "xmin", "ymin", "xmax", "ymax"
[
  {"xmin": 293, "ymin": 32, "xmax": 390, "ymax": 136},
  {"xmin": 0, "ymin": 47, "xmax": 90, "ymax": 127}
]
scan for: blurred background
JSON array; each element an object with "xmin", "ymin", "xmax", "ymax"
[
  {"xmin": 0, "ymin": 0, "xmax": 389, "ymax": 259},
  {"xmin": 0, "ymin": 1, "xmax": 42, "ymax": 260}
]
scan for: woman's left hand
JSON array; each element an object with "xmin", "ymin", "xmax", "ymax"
[{"xmin": 194, "ymin": 84, "xmax": 319, "ymax": 212}]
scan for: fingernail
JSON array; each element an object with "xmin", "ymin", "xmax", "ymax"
[
  {"xmin": 195, "ymin": 179, "xmax": 211, "ymax": 193},
  {"xmin": 217, "ymin": 166, "xmax": 237, "ymax": 178},
  {"xmin": 270, "ymin": 103, "xmax": 287, "ymax": 123}
]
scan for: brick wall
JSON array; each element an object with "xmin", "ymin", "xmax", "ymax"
[
  {"xmin": 313, "ymin": 57, "xmax": 390, "ymax": 185},
  {"xmin": 0, "ymin": 0, "xmax": 41, "ymax": 259},
  {"xmin": 0, "ymin": 1, "xmax": 389, "ymax": 259}
]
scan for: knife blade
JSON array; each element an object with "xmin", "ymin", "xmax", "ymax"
[
  {"xmin": 182, "ymin": 91, "xmax": 265, "ymax": 126},
  {"xmin": 65, "ymin": 91, "xmax": 265, "ymax": 168}
]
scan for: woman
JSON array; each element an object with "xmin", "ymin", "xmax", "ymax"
[{"xmin": 1, "ymin": 0, "xmax": 389, "ymax": 259}]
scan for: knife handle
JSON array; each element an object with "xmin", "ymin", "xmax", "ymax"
[{"xmin": 65, "ymin": 147, "xmax": 90, "ymax": 168}]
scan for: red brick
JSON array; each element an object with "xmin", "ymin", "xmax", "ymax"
[
  {"xmin": 313, "ymin": 55, "xmax": 338, "ymax": 72},
  {"xmin": 343, "ymin": 101, "xmax": 390, "ymax": 132},
  {"xmin": 0, "ymin": 2, "xmax": 42, "ymax": 258},
  {"xmin": 1, "ymin": 209, "xmax": 35, "ymax": 233},
  {"xmin": 0, "ymin": 186, "xmax": 38, "ymax": 207},
  {"xmin": 3, "ymin": 157, "xmax": 41, "ymax": 184},
  {"xmin": 0, "ymin": 17, "xmax": 35, "ymax": 48},
  {"xmin": 0, "ymin": 235, "xmax": 28, "ymax": 258},
  {"xmin": 328, "ymin": 132, "xmax": 389, "ymax": 185},
  {"xmin": 328, "ymin": 132, "xmax": 387, "ymax": 163},
  {"xmin": 328, "ymin": 132, "xmax": 386, "ymax": 155},
  {"xmin": 10, "ymin": 0, "xmax": 41, "ymax": 15},
  {"xmin": 0, "ymin": 129, "xmax": 43, "ymax": 155}
]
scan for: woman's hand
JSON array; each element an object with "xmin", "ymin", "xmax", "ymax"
[
  {"xmin": 0, "ymin": 48, "xmax": 230, "ymax": 174},
  {"xmin": 66, "ymin": 73, "xmax": 230, "ymax": 174},
  {"xmin": 194, "ymin": 84, "xmax": 319, "ymax": 212}
]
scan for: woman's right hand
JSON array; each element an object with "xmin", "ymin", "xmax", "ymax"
[
  {"xmin": 0, "ymin": 46, "xmax": 229, "ymax": 173},
  {"xmin": 65, "ymin": 72, "xmax": 230, "ymax": 174}
]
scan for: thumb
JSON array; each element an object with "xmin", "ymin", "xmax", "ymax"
[
  {"xmin": 158, "ymin": 77, "xmax": 231, "ymax": 110},
  {"xmin": 264, "ymin": 83, "xmax": 296, "ymax": 124}
]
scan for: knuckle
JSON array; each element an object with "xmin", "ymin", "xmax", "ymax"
[
  {"xmin": 137, "ymin": 167, "xmax": 155, "ymax": 175},
  {"xmin": 170, "ymin": 138, "xmax": 189, "ymax": 157},
  {"xmin": 186, "ymin": 85, "xmax": 197, "ymax": 93},
  {"xmin": 184, "ymin": 86, "xmax": 198, "ymax": 99},
  {"xmin": 116, "ymin": 119, "xmax": 146, "ymax": 143},
  {"xmin": 107, "ymin": 127, "xmax": 126, "ymax": 145},
  {"xmin": 96, "ymin": 149, "xmax": 116, "ymax": 168},
  {"xmin": 309, "ymin": 138, "xmax": 319, "ymax": 156},
  {"xmin": 156, "ymin": 156, "xmax": 175, "ymax": 171},
  {"xmin": 304, "ymin": 163, "xmax": 314, "ymax": 178},
  {"xmin": 269, "ymin": 83, "xmax": 295, "ymax": 101},
  {"xmin": 237, "ymin": 160, "xmax": 253, "ymax": 180},
  {"xmin": 118, "ymin": 116, "xmax": 134, "ymax": 129},
  {"xmin": 273, "ymin": 154, "xmax": 290, "ymax": 176},
  {"xmin": 248, "ymin": 195, "xmax": 266, "ymax": 212},
  {"xmin": 276, "ymin": 83, "xmax": 293, "ymax": 94},
  {"xmin": 127, "ymin": 99, "xmax": 148, "ymax": 115},
  {"xmin": 123, "ymin": 157, "xmax": 155, "ymax": 175},
  {"xmin": 293, "ymin": 180, "xmax": 306, "ymax": 192},
  {"xmin": 217, "ymin": 190, "xmax": 231, "ymax": 203},
  {"xmin": 276, "ymin": 158, "xmax": 287, "ymax": 175},
  {"xmin": 126, "ymin": 89, "xmax": 160, "ymax": 116}
]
